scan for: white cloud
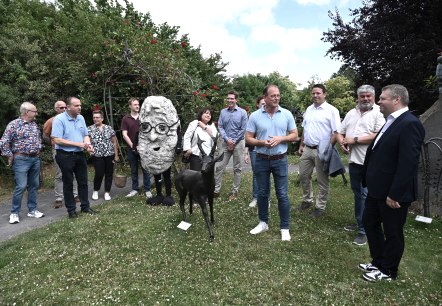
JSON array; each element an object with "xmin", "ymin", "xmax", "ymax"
[
  {"xmin": 295, "ymin": 0, "xmax": 331, "ymax": 5},
  {"xmin": 127, "ymin": 0, "xmax": 343, "ymax": 87}
]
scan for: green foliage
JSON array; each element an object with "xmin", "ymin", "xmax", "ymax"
[
  {"xmin": 323, "ymin": 0, "xmax": 442, "ymax": 114},
  {"xmin": 325, "ymin": 75, "xmax": 356, "ymax": 116},
  {"xmin": 231, "ymin": 71, "xmax": 299, "ymax": 112},
  {"xmin": 0, "ymin": 0, "xmax": 229, "ymax": 135}
]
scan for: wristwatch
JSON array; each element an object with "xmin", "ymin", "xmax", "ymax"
[{"xmin": 354, "ymin": 136, "xmax": 359, "ymax": 144}]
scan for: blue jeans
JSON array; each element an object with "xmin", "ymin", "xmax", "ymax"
[
  {"xmin": 11, "ymin": 155, "xmax": 40, "ymax": 214},
  {"xmin": 255, "ymin": 155, "xmax": 290, "ymax": 229},
  {"xmin": 249, "ymin": 150, "xmax": 258, "ymax": 199},
  {"xmin": 55, "ymin": 151, "xmax": 90, "ymax": 214},
  {"xmin": 349, "ymin": 163, "xmax": 367, "ymax": 235},
  {"xmin": 127, "ymin": 149, "xmax": 151, "ymax": 192}
]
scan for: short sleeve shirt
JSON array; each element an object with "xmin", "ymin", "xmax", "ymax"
[
  {"xmin": 88, "ymin": 124, "xmax": 116, "ymax": 157},
  {"xmin": 51, "ymin": 112, "xmax": 88, "ymax": 152},
  {"xmin": 247, "ymin": 106, "xmax": 296, "ymax": 155},
  {"xmin": 302, "ymin": 101, "xmax": 341, "ymax": 146}
]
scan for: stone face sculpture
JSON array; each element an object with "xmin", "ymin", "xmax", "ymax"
[{"xmin": 138, "ymin": 96, "xmax": 179, "ymax": 175}]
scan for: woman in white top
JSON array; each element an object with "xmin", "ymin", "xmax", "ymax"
[{"xmin": 183, "ymin": 107, "xmax": 218, "ymax": 171}]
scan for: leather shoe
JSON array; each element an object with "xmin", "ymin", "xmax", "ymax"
[
  {"xmin": 68, "ymin": 212, "xmax": 78, "ymax": 219},
  {"xmin": 54, "ymin": 200, "xmax": 63, "ymax": 209},
  {"xmin": 81, "ymin": 208, "xmax": 97, "ymax": 215},
  {"xmin": 310, "ymin": 208, "xmax": 324, "ymax": 218}
]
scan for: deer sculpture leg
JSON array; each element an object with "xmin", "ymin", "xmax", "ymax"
[{"xmin": 197, "ymin": 194, "xmax": 214, "ymax": 242}]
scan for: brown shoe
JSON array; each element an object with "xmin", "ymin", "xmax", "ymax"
[
  {"xmin": 74, "ymin": 196, "xmax": 80, "ymax": 203},
  {"xmin": 228, "ymin": 192, "xmax": 237, "ymax": 201},
  {"xmin": 54, "ymin": 200, "xmax": 63, "ymax": 209}
]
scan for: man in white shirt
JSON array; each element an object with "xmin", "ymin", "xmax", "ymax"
[
  {"xmin": 336, "ymin": 85, "xmax": 385, "ymax": 245},
  {"xmin": 298, "ymin": 84, "xmax": 341, "ymax": 217}
]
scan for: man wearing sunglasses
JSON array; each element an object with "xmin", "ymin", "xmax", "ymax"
[{"xmin": 43, "ymin": 100, "xmax": 79, "ymax": 209}]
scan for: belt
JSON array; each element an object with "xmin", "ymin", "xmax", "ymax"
[
  {"xmin": 56, "ymin": 149, "xmax": 83, "ymax": 155},
  {"xmin": 305, "ymin": 145, "xmax": 318, "ymax": 149},
  {"xmin": 256, "ymin": 152, "xmax": 287, "ymax": 160},
  {"xmin": 14, "ymin": 152, "xmax": 39, "ymax": 157}
]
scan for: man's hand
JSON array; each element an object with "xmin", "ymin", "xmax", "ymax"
[
  {"xmin": 386, "ymin": 196, "xmax": 400, "ymax": 209},
  {"xmin": 8, "ymin": 156, "xmax": 13, "ymax": 167},
  {"xmin": 264, "ymin": 135, "xmax": 284, "ymax": 148}
]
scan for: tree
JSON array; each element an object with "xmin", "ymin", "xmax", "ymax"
[
  {"xmin": 322, "ymin": 0, "xmax": 442, "ymax": 114},
  {"xmin": 231, "ymin": 72, "xmax": 299, "ymax": 112}
]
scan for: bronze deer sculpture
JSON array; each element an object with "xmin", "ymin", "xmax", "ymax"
[{"xmin": 174, "ymin": 136, "xmax": 224, "ymax": 242}]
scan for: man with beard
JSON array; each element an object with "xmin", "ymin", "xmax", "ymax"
[{"xmin": 336, "ymin": 85, "xmax": 385, "ymax": 245}]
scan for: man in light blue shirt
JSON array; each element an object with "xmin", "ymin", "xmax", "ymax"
[
  {"xmin": 214, "ymin": 91, "xmax": 248, "ymax": 200},
  {"xmin": 52, "ymin": 96, "xmax": 96, "ymax": 219},
  {"xmin": 246, "ymin": 85, "xmax": 298, "ymax": 241}
]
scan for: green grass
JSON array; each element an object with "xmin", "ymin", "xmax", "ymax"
[{"xmin": 0, "ymin": 171, "xmax": 441, "ymax": 305}]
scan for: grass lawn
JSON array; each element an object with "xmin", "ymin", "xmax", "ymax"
[{"xmin": 0, "ymin": 167, "xmax": 441, "ymax": 305}]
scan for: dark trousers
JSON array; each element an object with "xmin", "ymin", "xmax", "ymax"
[
  {"xmin": 153, "ymin": 168, "xmax": 172, "ymax": 196},
  {"xmin": 126, "ymin": 149, "xmax": 151, "ymax": 191},
  {"xmin": 55, "ymin": 150, "xmax": 90, "ymax": 214},
  {"xmin": 92, "ymin": 155, "xmax": 114, "ymax": 192},
  {"xmin": 362, "ymin": 195, "xmax": 410, "ymax": 278}
]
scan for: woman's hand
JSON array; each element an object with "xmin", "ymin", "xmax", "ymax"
[{"xmin": 184, "ymin": 149, "xmax": 192, "ymax": 157}]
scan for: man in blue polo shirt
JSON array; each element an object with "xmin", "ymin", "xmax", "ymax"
[
  {"xmin": 52, "ymin": 96, "xmax": 96, "ymax": 219},
  {"xmin": 246, "ymin": 85, "xmax": 298, "ymax": 241}
]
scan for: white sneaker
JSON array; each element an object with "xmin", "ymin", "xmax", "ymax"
[
  {"xmin": 27, "ymin": 210, "xmax": 44, "ymax": 218},
  {"xmin": 281, "ymin": 229, "xmax": 291, "ymax": 241},
  {"xmin": 250, "ymin": 221, "xmax": 269, "ymax": 235},
  {"xmin": 126, "ymin": 190, "xmax": 138, "ymax": 197},
  {"xmin": 145, "ymin": 191, "xmax": 153, "ymax": 199},
  {"xmin": 104, "ymin": 192, "xmax": 111, "ymax": 201},
  {"xmin": 92, "ymin": 191, "xmax": 99, "ymax": 200},
  {"xmin": 248, "ymin": 198, "xmax": 257, "ymax": 208},
  {"xmin": 9, "ymin": 213, "xmax": 19, "ymax": 224}
]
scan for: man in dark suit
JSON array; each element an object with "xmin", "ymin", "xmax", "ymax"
[{"xmin": 359, "ymin": 84, "xmax": 425, "ymax": 282}]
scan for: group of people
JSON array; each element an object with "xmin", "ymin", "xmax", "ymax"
[
  {"xmin": 0, "ymin": 96, "xmax": 154, "ymax": 221},
  {"xmin": 1, "ymin": 83, "xmax": 425, "ymax": 282}
]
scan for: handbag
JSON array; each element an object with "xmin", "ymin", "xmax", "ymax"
[{"xmin": 181, "ymin": 122, "xmax": 198, "ymax": 163}]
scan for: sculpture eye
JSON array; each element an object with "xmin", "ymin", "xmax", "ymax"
[
  {"xmin": 141, "ymin": 123, "xmax": 152, "ymax": 132},
  {"xmin": 156, "ymin": 123, "xmax": 168, "ymax": 134}
]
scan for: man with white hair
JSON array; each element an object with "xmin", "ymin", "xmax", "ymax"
[
  {"xmin": 336, "ymin": 85, "xmax": 385, "ymax": 245},
  {"xmin": 43, "ymin": 100, "xmax": 79, "ymax": 208},
  {"xmin": 1, "ymin": 102, "xmax": 44, "ymax": 224}
]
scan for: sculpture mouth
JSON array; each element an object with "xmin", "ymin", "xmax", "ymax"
[{"xmin": 153, "ymin": 147, "xmax": 160, "ymax": 151}]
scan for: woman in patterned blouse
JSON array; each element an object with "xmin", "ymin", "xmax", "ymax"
[{"xmin": 88, "ymin": 110, "xmax": 119, "ymax": 201}]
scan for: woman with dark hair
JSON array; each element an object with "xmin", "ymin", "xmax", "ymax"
[
  {"xmin": 88, "ymin": 110, "xmax": 119, "ymax": 201},
  {"xmin": 183, "ymin": 107, "xmax": 218, "ymax": 171}
]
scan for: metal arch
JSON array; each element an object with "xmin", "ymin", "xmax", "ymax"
[{"xmin": 422, "ymin": 137, "xmax": 442, "ymax": 216}]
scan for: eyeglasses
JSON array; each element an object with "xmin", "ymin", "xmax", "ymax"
[
  {"xmin": 58, "ymin": 106, "xmax": 67, "ymax": 109},
  {"xmin": 27, "ymin": 109, "xmax": 38, "ymax": 113},
  {"xmin": 140, "ymin": 119, "xmax": 179, "ymax": 135}
]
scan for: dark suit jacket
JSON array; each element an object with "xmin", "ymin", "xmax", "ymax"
[{"xmin": 362, "ymin": 110, "xmax": 425, "ymax": 203}]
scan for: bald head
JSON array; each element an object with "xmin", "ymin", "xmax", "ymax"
[{"xmin": 54, "ymin": 100, "xmax": 67, "ymax": 114}]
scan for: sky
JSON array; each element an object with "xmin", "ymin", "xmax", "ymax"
[{"xmin": 127, "ymin": 0, "xmax": 361, "ymax": 88}]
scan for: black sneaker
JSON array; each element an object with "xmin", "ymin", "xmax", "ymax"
[
  {"xmin": 344, "ymin": 224, "xmax": 358, "ymax": 232},
  {"xmin": 353, "ymin": 233, "xmax": 367, "ymax": 246},
  {"xmin": 81, "ymin": 208, "xmax": 97, "ymax": 215},
  {"xmin": 68, "ymin": 212, "xmax": 78, "ymax": 219},
  {"xmin": 299, "ymin": 202, "xmax": 312, "ymax": 211},
  {"xmin": 358, "ymin": 263, "xmax": 378, "ymax": 273},
  {"xmin": 310, "ymin": 208, "xmax": 324, "ymax": 218},
  {"xmin": 362, "ymin": 270, "xmax": 392, "ymax": 282}
]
